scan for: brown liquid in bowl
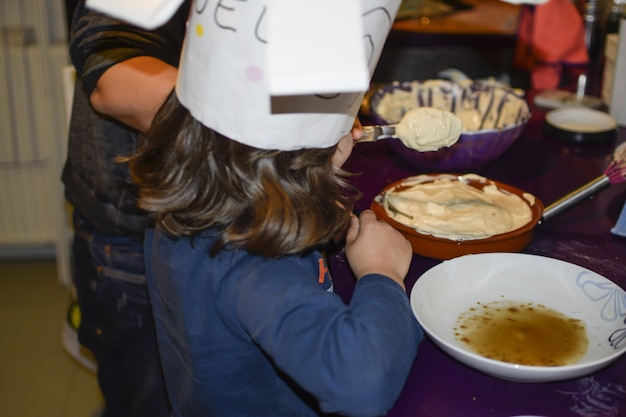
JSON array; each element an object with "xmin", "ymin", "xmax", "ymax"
[{"xmin": 454, "ymin": 301, "xmax": 588, "ymax": 366}]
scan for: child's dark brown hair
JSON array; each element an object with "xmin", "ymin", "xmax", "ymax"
[{"xmin": 128, "ymin": 91, "xmax": 355, "ymax": 257}]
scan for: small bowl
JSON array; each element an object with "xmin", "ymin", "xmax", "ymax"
[
  {"xmin": 411, "ymin": 252, "xmax": 626, "ymax": 383},
  {"xmin": 371, "ymin": 174, "xmax": 544, "ymax": 260},
  {"xmin": 369, "ymin": 80, "xmax": 531, "ymax": 170},
  {"xmin": 544, "ymin": 107, "xmax": 618, "ymax": 144}
]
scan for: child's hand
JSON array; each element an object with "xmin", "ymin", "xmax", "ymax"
[{"xmin": 345, "ymin": 210, "xmax": 412, "ymax": 289}]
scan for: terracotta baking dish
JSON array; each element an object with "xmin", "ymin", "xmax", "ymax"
[{"xmin": 371, "ymin": 174, "xmax": 544, "ymax": 260}]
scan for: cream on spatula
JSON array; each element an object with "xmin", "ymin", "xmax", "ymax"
[{"xmin": 360, "ymin": 107, "xmax": 462, "ymax": 152}]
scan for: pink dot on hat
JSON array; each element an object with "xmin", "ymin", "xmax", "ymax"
[{"xmin": 246, "ymin": 66, "xmax": 263, "ymax": 82}]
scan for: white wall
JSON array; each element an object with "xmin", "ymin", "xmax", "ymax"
[{"xmin": 0, "ymin": 0, "xmax": 72, "ymax": 285}]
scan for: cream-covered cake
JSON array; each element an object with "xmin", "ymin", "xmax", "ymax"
[
  {"xmin": 374, "ymin": 79, "xmax": 527, "ymax": 132},
  {"xmin": 382, "ymin": 174, "xmax": 534, "ymax": 240}
]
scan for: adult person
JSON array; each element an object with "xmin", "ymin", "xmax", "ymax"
[{"xmin": 62, "ymin": 1, "xmax": 190, "ymax": 416}]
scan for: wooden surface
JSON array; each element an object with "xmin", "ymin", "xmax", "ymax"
[{"xmin": 393, "ymin": 0, "xmax": 521, "ymax": 36}]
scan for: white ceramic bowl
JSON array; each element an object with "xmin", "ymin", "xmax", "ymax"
[
  {"xmin": 411, "ymin": 253, "xmax": 626, "ymax": 383},
  {"xmin": 544, "ymin": 107, "xmax": 618, "ymax": 144}
]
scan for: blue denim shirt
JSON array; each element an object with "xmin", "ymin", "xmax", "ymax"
[{"xmin": 146, "ymin": 226, "xmax": 423, "ymax": 417}]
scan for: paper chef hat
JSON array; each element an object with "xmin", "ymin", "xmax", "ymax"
[{"xmin": 86, "ymin": 0, "xmax": 401, "ymax": 150}]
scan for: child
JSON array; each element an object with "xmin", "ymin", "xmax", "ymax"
[
  {"xmin": 129, "ymin": 90, "xmax": 422, "ymax": 417},
  {"xmin": 112, "ymin": 0, "xmax": 422, "ymax": 415}
]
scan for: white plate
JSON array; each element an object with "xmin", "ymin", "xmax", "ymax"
[
  {"xmin": 411, "ymin": 253, "xmax": 626, "ymax": 383},
  {"xmin": 534, "ymin": 89, "xmax": 603, "ymax": 109}
]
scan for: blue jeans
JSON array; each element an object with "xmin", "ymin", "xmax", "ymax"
[{"xmin": 71, "ymin": 212, "xmax": 170, "ymax": 417}]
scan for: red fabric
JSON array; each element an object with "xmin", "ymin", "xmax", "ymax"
[{"xmin": 514, "ymin": 0, "xmax": 589, "ymax": 89}]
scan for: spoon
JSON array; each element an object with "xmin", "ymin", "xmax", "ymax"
[{"xmin": 360, "ymin": 107, "xmax": 463, "ymax": 152}]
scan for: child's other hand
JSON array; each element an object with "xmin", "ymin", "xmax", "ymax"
[{"xmin": 345, "ymin": 210, "xmax": 412, "ymax": 289}]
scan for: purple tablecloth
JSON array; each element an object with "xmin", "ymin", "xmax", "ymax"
[{"xmin": 329, "ymin": 94, "xmax": 626, "ymax": 417}]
